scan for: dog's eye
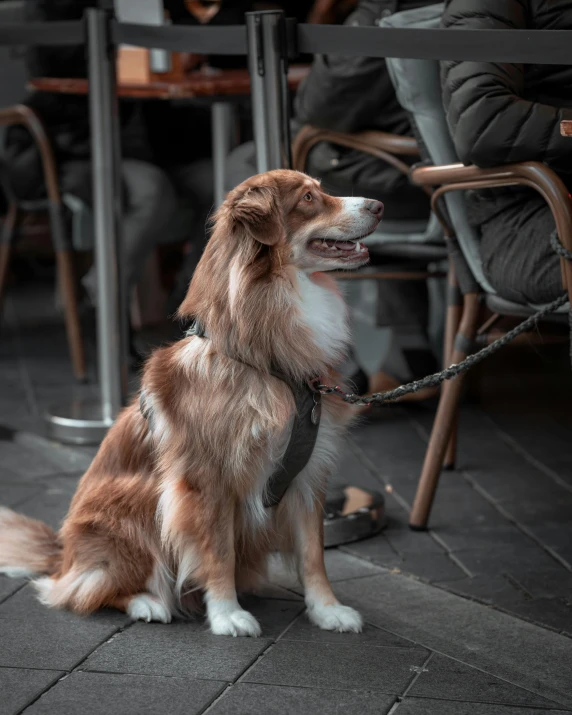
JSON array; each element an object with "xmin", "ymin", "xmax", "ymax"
[{"xmin": 303, "ymin": 192, "xmax": 313, "ymax": 202}]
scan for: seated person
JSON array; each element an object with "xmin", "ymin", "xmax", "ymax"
[
  {"xmin": 6, "ymin": 0, "xmax": 184, "ymax": 317},
  {"xmin": 7, "ymin": 0, "xmax": 252, "ymax": 335},
  {"xmin": 441, "ymin": 0, "xmax": 572, "ymax": 305}
]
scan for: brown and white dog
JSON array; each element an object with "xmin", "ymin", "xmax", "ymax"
[{"xmin": 0, "ymin": 170, "xmax": 383, "ymax": 636}]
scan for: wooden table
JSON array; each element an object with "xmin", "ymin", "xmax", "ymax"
[{"xmin": 29, "ymin": 65, "xmax": 310, "ymax": 205}]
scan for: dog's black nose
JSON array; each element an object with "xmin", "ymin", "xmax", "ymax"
[{"xmin": 365, "ymin": 200, "xmax": 384, "ymax": 218}]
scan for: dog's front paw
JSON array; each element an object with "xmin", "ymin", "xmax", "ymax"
[
  {"xmin": 307, "ymin": 603, "xmax": 363, "ymax": 633},
  {"xmin": 127, "ymin": 594, "xmax": 172, "ymax": 623},
  {"xmin": 209, "ymin": 606, "xmax": 262, "ymax": 637}
]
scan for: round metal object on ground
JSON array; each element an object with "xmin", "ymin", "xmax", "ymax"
[
  {"xmin": 324, "ymin": 487, "xmax": 386, "ymax": 548},
  {"xmin": 45, "ymin": 399, "xmax": 113, "ymax": 445}
]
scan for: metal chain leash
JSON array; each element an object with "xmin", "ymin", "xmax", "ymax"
[{"xmin": 312, "ymin": 293, "xmax": 569, "ymax": 407}]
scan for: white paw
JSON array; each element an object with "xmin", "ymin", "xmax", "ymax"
[
  {"xmin": 209, "ymin": 608, "xmax": 262, "ymax": 637},
  {"xmin": 307, "ymin": 603, "xmax": 363, "ymax": 633},
  {"xmin": 127, "ymin": 594, "xmax": 172, "ymax": 623}
]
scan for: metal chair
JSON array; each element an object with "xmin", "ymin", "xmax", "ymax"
[
  {"xmin": 0, "ymin": 1, "xmax": 86, "ymax": 380},
  {"xmin": 383, "ymin": 3, "xmax": 572, "ymax": 529}
]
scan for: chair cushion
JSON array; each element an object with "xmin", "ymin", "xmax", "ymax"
[{"xmin": 382, "ymin": 5, "xmax": 497, "ymax": 295}]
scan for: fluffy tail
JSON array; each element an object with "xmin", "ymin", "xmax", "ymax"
[{"xmin": 0, "ymin": 507, "xmax": 61, "ymax": 578}]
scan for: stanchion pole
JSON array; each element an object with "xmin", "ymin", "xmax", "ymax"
[
  {"xmin": 246, "ymin": 10, "xmax": 291, "ymax": 172},
  {"xmin": 212, "ymin": 102, "xmax": 234, "ymax": 206},
  {"xmin": 87, "ymin": 6, "xmax": 126, "ymax": 421},
  {"xmin": 45, "ymin": 7, "xmax": 127, "ymax": 444}
]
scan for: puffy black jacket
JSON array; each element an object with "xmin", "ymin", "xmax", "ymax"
[
  {"xmin": 441, "ymin": 0, "xmax": 572, "ymax": 224},
  {"xmin": 294, "ymin": 0, "xmax": 433, "ymax": 218}
]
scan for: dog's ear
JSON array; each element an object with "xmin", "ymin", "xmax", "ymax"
[{"xmin": 230, "ymin": 185, "xmax": 284, "ymax": 246}]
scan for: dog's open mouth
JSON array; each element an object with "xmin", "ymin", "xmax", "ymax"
[{"xmin": 307, "ymin": 238, "xmax": 369, "ymax": 260}]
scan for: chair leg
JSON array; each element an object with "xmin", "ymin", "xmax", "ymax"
[
  {"xmin": 55, "ymin": 249, "xmax": 87, "ymax": 382},
  {"xmin": 409, "ymin": 292, "xmax": 480, "ymax": 530},
  {"xmin": 0, "ymin": 201, "xmax": 18, "ymax": 318},
  {"xmin": 442, "ymin": 263, "xmax": 462, "ymax": 470}
]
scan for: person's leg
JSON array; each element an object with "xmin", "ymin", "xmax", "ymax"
[
  {"xmin": 166, "ymin": 143, "xmax": 258, "ymax": 315},
  {"xmin": 166, "ymin": 158, "xmax": 215, "ymax": 316},
  {"xmin": 74, "ymin": 159, "xmax": 179, "ymax": 302},
  {"xmin": 480, "ymin": 195, "xmax": 563, "ymax": 304},
  {"xmin": 374, "ymin": 275, "xmax": 438, "ymax": 384}
]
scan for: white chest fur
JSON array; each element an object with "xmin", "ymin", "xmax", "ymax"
[{"xmin": 296, "ymin": 272, "xmax": 350, "ymax": 364}]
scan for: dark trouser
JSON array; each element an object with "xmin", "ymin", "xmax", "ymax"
[
  {"xmin": 477, "ymin": 192, "xmax": 562, "ymax": 304},
  {"xmin": 61, "ymin": 159, "xmax": 179, "ymax": 302},
  {"xmin": 165, "ymin": 158, "xmax": 215, "ymax": 316}
]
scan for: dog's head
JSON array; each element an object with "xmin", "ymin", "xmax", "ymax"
[{"xmin": 217, "ymin": 170, "xmax": 383, "ymax": 272}]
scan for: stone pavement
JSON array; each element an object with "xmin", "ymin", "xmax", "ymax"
[{"xmin": 1, "ymin": 286, "xmax": 572, "ymax": 713}]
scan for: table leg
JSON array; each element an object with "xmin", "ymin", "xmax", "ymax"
[{"xmin": 212, "ymin": 102, "xmax": 233, "ymax": 207}]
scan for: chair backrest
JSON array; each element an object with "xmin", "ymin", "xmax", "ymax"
[{"xmin": 381, "ymin": 3, "xmax": 496, "ymax": 294}]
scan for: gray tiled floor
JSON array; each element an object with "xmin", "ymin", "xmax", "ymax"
[{"xmin": 0, "ymin": 287, "xmax": 571, "ymax": 713}]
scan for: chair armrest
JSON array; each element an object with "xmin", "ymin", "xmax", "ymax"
[
  {"xmin": 410, "ymin": 160, "xmax": 572, "ymax": 293},
  {"xmin": 0, "ymin": 104, "xmax": 61, "ymax": 205},
  {"xmin": 292, "ymin": 124, "xmax": 419, "ymax": 176}
]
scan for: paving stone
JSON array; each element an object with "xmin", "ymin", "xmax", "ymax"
[
  {"xmin": 330, "ymin": 442, "xmax": 385, "ymax": 494},
  {"xmin": 247, "ymin": 582, "xmax": 303, "ymax": 601},
  {"xmin": 396, "ymin": 553, "xmax": 467, "ymax": 583},
  {"xmin": 1, "ymin": 481, "xmax": 44, "ymax": 508},
  {"xmin": 84, "ymin": 621, "xmax": 271, "ymax": 680},
  {"xmin": 238, "ymin": 598, "xmax": 304, "ymax": 639},
  {"xmin": 0, "ymin": 617, "xmax": 120, "ymax": 670},
  {"xmin": 429, "ymin": 486, "xmax": 509, "ymax": 532},
  {"xmin": 435, "ymin": 575, "xmax": 529, "ymax": 606},
  {"xmin": 340, "ymin": 533, "xmax": 404, "ymax": 568},
  {"xmin": 397, "ymin": 698, "xmax": 572, "ymax": 715},
  {"xmin": 409, "ymin": 653, "xmax": 561, "ymax": 708},
  {"xmin": 0, "ymin": 667, "xmax": 64, "ymax": 715},
  {"xmin": 497, "ymin": 598, "xmax": 572, "ymax": 636},
  {"xmin": 0, "ymin": 584, "xmax": 130, "ymax": 628},
  {"xmin": 334, "ymin": 573, "xmax": 572, "ymax": 707},
  {"xmin": 349, "ymin": 420, "xmax": 429, "ymax": 502},
  {"xmin": 243, "ymin": 641, "xmax": 427, "ymax": 693},
  {"xmin": 15, "ymin": 482, "xmax": 76, "ymax": 530},
  {"xmin": 529, "ymin": 525, "xmax": 572, "ymax": 567},
  {"xmin": 24, "ymin": 671, "xmax": 224, "ymax": 715},
  {"xmin": 0, "ymin": 442, "xmax": 66, "ymax": 479},
  {"xmin": 0, "ymin": 576, "xmax": 26, "ymax": 605},
  {"xmin": 208, "ymin": 683, "xmax": 396, "ymax": 715},
  {"xmin": 267, "ymin": 551, "xmax": 386, "ymax": 592},
  {"xmin": 431, "ymin": 525, "xmax": 541, "ymax": 554},
  {"xmin": 508, "ymin": 569, "xmax": 572, "ymax": 601},
  {"xmin": 384, "ymin": 526, "xmax": 444, "ymax": 555},
  {"xmin": 323, "ymin": 549, "xmax": 388, "ymax": 582},
  {"xmin": 12, "ymin": 432, "xmax": 93, "ymax": 474},
  {"xmin": 454, "ymin": 547, "xmax": 565, "ymax": 579},
  {"xmin": 282, "ymin": 614, "xmax": 424, "ymax": 650}
]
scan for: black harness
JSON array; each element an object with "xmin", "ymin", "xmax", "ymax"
[{"xmin": 140, "ymin": 320, "xmax": 321, "ymax": 508}]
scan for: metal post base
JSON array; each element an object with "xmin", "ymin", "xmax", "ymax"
[
  {"xmin": 44, "ymin": 398, "xmax": 114, "ymax": 445},
  {"xmin": 324, "ymin": 488, "xmax": 386, "ymax": 548}
]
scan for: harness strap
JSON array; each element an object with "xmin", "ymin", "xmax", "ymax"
[{"xmin": 141, "ymin": 319, "xmax": 321, "ymax": 507}]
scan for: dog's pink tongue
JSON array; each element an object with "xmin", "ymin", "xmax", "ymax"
[{"xmin": 326, "ymin": 240, "xmax": 356, "ymax": 251}]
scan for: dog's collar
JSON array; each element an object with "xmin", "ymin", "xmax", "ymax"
[{"xmin": 173, "ymin": 317, "xmax": 322, "ymax": 507}]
